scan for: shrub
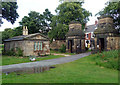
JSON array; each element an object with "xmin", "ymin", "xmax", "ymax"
[
  {"xmin": 59, "ymin": 44, "xmax": 66, "ymax": 53},
  {"xmin": 3, "ymin": 48, "xmax": 16, "ymax": 56},
  {"xmin": 2, "ymin": 48, "xmax": 23, "ymax": 56},
  {"xmin": 92, "ymin": 50, "xmax": 119, "ymax": 70},
  {"xmin": 16, "ymin": 48, "xmax": 23, "ymax": 56}
]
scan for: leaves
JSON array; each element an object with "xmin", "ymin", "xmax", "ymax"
[
  {"xmin": 19, "ymin": 9, "xmax": 53, "ymax": 35},
  {"xmin": 96, "ymin": 1, "xmax": 120, "ymax": 32},
  {"xmin": 2, "ymin": 2, "xmax": 19, "ymax": 24},
  {"xmin": 49, "ymin": 2, "xmax": 91, "ymax": 40}
]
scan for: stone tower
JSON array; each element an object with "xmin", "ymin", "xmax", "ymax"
[
  {"xmin": 66, "ymin": 21, "xmax": 85, "ymax": 53},
  {"xmin": 94, "ymin": 15, "xmax": 119, "ymax": 52}
]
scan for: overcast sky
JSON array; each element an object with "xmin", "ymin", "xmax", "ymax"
[{"xmin": 0, "ymin": 0, "xmax": 109, "ymax": 31}]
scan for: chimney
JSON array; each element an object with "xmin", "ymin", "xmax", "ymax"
[
  {"xmin": 95, "ymin": 21, "xmax": 97, "ymax": 25},
  {"xmin": 26, "ymin": 26, "xmax": 28, "ymax": 35},
  {"xmin": 23, "ymin": 26, "xmax": 28, "ymax": 35}
]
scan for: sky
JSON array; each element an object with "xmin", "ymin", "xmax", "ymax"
[{"xmin": 0, "ymin": 0, "xmax": 109, "ymax": 31}]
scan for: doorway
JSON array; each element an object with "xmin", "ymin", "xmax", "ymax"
[
  {"xmin": 68, "ymin": 40, "xmax": 73, "ymax": 53},
  {"xmin": 99, "ymin": 38, "xmax": 105, "ymax": 52}
]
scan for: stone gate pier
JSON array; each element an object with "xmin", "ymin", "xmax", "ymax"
[{"xmin": 94, "ymin": 15, "xmax": 120, "ymax": 52}]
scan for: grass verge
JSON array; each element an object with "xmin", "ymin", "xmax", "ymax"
[{"xmin": 2, "ymin": 55, "xmax": 65, "ymax": 66}]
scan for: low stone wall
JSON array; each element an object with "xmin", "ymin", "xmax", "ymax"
[{"xmin": 50, "ymin": 40, "xmax": 66, "ymax": 50}]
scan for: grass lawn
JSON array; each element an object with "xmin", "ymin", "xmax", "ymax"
[
  {"xmin": 2, "ymin": 55, "xmax": 65, "ymax": 66},
  {"xmin": 2, "ymin": 54, "xmax": 118, "ymax": 83},
  {"xmin": 0, "ymin": 44, "xmax": 3, "ymax": 54}
]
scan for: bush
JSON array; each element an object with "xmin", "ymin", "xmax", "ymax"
[
  {"xmin": 2, "ymin": 48, "xmax": 23, "ymax": 56},
  {"xmin": 92, "ymin": 50, "xmax": 119, "ymax": 70},
  {"xmin": 2, "ymin": 48, "xmax": 16, "ymax": 56},
  {"xmin": 59, "ymin": 44, "xmax": 66, "ymax": 53},
  {"xmin": 16, "ymin": 48, "xmax": 23, "ymax": 56}
]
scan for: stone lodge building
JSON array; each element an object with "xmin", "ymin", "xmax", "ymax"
[
  {"xmin": 66, "ymin": 21, "xmax": 85, "ymax": 53},
  {"xmin": 94, "ymin": 15, "xmax": 120, "ymax": 52},
  {"xmin": 4, "ymin": 26, "xmax": 50, "ymax": 56}
]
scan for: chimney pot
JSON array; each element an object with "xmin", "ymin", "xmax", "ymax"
[{"xmin": 23, "ymin": 26, "xmax": 28, "ymax": 35}]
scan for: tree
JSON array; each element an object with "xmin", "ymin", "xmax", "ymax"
[
  {"xmin": 2, "ymin": 26, "xmax": 22, "ymax": 43},
  {"xmin": 48, "ymin": 23, "xmax": 68, "ymax": 40},
  {"xmin": 2, "ymin": 2, "xmax": 19, "ymax": 24},
  {"xmin": 19, "ymin": 9, "xmax": 53, "ymax": 35},
  {"xmin": 55, "ymin": 2, "xmax": 91, "ymax": 25},
  {"xmin": 19, "ymin": 11, "xmax": 41, "ymax": 34},
  {"xmin": 48, "ymin": 1, "xmax": 91, "ymax": 40},
  {"xmin": 96, "ymin": 1, "xmax": 120, "ymax": 32},
  {"xmin": 2, "ymin": 28, "xmax": 15, "ymax": 42}
]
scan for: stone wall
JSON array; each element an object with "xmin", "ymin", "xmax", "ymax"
[
  {"xmin": 50, "ymin": 40, "xmax": 66, "ymax": 50},
  {"xmin": 22, "ymin": 40, "xmax": 50, "ymax": 56},
  {"xmin": 4, "ymin": 41, "xmax": 24, "ymax": 52},
  {"xmin": 4, "ymin": 40, "xmax": 50, "ymax": 56},
  {"xmin": 69, "ymin": 24, "xmax": 82, "ymax": 30},
  {"xmin": 98, "ymin": 17, "xmax": 113, "ymax": 24},
  {"xmin": 107, "ymin": 37, "xmax": 120, "ymax": 50}
]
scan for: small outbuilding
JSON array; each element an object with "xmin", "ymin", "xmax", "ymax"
[
  {"xmin": 94, "ymin": 15, "xmax": 120, "ymax": 52},
  {"xmin": 66, "ymin": 21, "xmax": 85, "ymax": 53},
  {"xmin": 4, "ymin": 26, "xmax": 50, "ymax": 56}
]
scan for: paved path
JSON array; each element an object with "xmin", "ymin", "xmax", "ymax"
[
  {"xmin": 51, "ymin": 53, "xmax": 71, "ymax": 56},
  {"xmin": 0, "ymin": 52, "xmax": 91, "ymax": 73}
]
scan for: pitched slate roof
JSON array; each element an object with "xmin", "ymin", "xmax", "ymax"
[
  {"xmin": 4, "ymin": 33, "xmax": 49, "ymax": 42},
  {"xmin": 84, "ymin": 24, "xmax": 97, "ymax": 33}
]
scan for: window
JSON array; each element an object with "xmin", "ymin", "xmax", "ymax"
[
  {"xmin": 37, "ymin": 42, "xmax": 39, "ymax": 50},
  {"xmin": 40, "ymin": 42, "xmax": 42, "ymax": 50},
  {"xmin": 34, "ymin": 42, "xmax": 43, "ymax": 51},
  {"xmin": 34, "ymin": 42, "xmax": 37, "ymax": 51}
]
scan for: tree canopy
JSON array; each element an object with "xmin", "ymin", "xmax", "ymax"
[
  {"xmin": 2, "ymin": 2, "xmax": 19, "ymax": 24},
  {"xmin": 56, "ymin": 2, "xmax": 91, "ymax": 24},
  {"xmin": 48, "ymin": 2, "xmax": 91, "ymax": 40},
  {"xmin": 19, "ymin": 9, "xmax": 53, "ymax": 35},
  {"xmin": 96, "ymin": 1, "xmax": 120, "ymax": 32},
  {"xmin": 2, "ymin": 27, "xmax": 22, "ymax": 43}
]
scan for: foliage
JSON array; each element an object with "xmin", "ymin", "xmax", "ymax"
[
  {"xmin": 2, "ymin": 2, "xmax": 19, "ymax": 24},
  {"xmin": 2, "ymin": 48, "xmax": 16, "ymax": 56},
  {"xmin": 48, "ymin": 23, "xmax": 68, "ymax": 40},
  {"xmin": 16, "ymin": 48, "xmax": 23, "ymax": 56},
  {"xmin": 96, "ymin": 1, "xmax": 120, "ymax": 32},
  {"xmin": 2, "ymin": 27, "xmax": 22, "ymax": 43},
  {"xmin": 56, "ymin": 2, "xmax": 91, "ymax": 25},
  {"xmin": 92, "ymin": 50, "xmax": 119, "ymax": 70},
  {"xmin": 59, "ymin": 44, "xmax": 66, "ymax": 53},
  {"xmin": 19, "ymin": 9, "xmax": 53, "ymax": 35},
  {"xmin": 49, "ymin": 1, "xmax": 91, "ymax": 40},
  {"xmin": 2, "ymin": 48, "xmax": 23, "ymax": 57}
]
